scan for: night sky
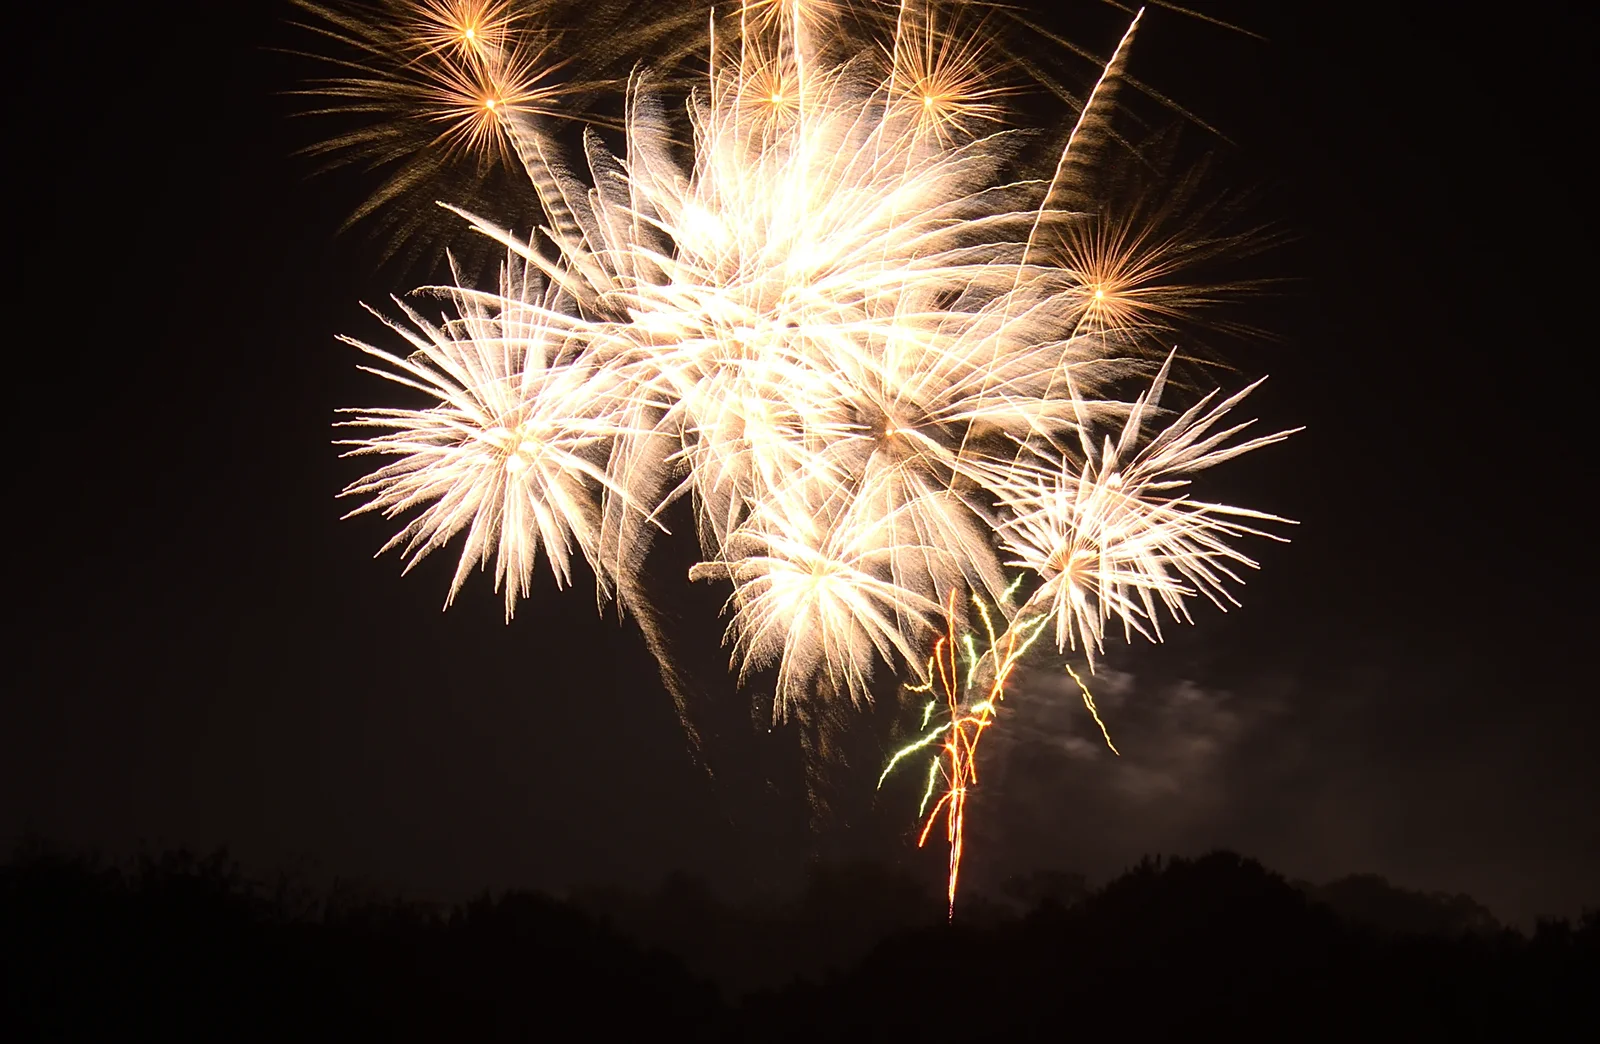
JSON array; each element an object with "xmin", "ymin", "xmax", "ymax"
[{"xmin": 7, "ymin": 1, "xmax": 1593, "ymax": 928}]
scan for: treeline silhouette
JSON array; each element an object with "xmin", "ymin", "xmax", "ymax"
[{"xmin": 3, "ymin": 840, "xmax": 1593, "ymax": 1040}]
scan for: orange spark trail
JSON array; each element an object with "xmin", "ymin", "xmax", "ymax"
[{"xmin": 909, "ymin": 591, "xmax": 1050, "ymax": 916}]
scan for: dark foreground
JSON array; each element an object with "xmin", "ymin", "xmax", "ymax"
[{"xmin": 3, "ymin": 843, "xmax": 1594, "ymax": 1040}]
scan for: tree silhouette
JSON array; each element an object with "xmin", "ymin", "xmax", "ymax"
[{"xmin": 4, "ymin": 839, "xmax": 1594, "ymax": 1041}]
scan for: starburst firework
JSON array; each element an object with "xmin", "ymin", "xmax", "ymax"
[
  {"xmin": 287, "ymin": 0, "xmax": 712, "ymax": 267},
  {"xmin": 313, "ymin": 0, "xmax": 1297, "ymax": 909}
]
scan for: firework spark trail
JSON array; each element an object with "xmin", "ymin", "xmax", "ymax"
[
  {"xmin": 880, "ymin": 583, "xmax": 1129, "ymax": 915},
  {"xmin": 312, "ymin": 1, "xmax": 1297, "ymax": 909},
  {"xmin": 890, "ymin": 588, "xmax": 1053, "ymax": 913},
  {"xmin": 1067, "ymin": 662, "xmax": 1118, "ymax": 755}
]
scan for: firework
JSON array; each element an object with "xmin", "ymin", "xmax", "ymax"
[
  {"xmin": 287, "ymin": 0, "xmax": 712, "ymax": 268},
  {"xmin": 318, "ymin": 1, "xmax": 1296, "ymax": 907}
]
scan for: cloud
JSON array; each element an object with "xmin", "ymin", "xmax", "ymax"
[
  {"xmin": 940, "ymin": 642, "xmax": 1600, "ymax": 931},
  {"xmin": 962, "ymin": 656, "xmax": 1299, "ymax": 891}
]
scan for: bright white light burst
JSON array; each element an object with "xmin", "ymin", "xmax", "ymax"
[{"xmin": 331, "ymin": 0, "xmax": 1296, "ymax": 788}]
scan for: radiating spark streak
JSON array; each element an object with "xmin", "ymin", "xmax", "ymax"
[
  {"xmin": 918, "ymin": 755, "xmax": 941, "ymax": 816},
  {"xmin": 918, "ymin": 788, "xmax": 954, "ymax": 846},
  {"xmin": 877, "ymin": 719, "xmax": 953, "ymax": 788},
  {"xmin": 1023, "ymin": 7, "xmax": 1144, "ymax": 267},
  {"xmin": 1066, "ymin": 662, "xmax": 1119, "ymax": 755},
  {"xmin": 1147, "ymin": 1, "xmax": 1267, "ymax": 41}
]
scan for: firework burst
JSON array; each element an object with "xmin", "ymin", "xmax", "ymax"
[
  {"xmin": 287, "ymin": 0, "xmax": 712, "ymax": 267},
  {"xmin": 316, "ymin": 0, "xmax": 1296, "ymax": 908}
]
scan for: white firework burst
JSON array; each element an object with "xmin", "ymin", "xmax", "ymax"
[
  {"xmin": 336, "ymin": 254, "xmax": 644, "ymax": 618},
  {"xmin": 993, "ymin": 355, "xmax": 1298, "ymax": 663}
]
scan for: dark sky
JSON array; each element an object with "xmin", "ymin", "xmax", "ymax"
[{"xmin": 6, "ymin": 1, "xmax": 1593, "ymax": 927}]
